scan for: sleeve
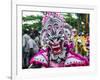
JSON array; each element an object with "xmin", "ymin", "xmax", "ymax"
[
  {"xmin": 64, "ymin": 51, "xmax": 89, "ymax": 67},
  {"xmin": 29, "ymin": 50, "xmax": 48, "ymax": 67}
]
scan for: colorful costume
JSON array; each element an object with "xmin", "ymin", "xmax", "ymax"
[{"xmin": 29, "ymin": 12, "xmax": 89, "ymax": 68}]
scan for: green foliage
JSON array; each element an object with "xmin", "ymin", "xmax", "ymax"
[
  {"xmin": 22, "ymin": 12, "xmax": 89, "ymax": 34},
  {"xmin": 22, "ymin": 15, "xmax": 42, "ymax": 21},
  {"xmin": 22, "ymin": 15, "xmax": 42, "ymax": 32}
]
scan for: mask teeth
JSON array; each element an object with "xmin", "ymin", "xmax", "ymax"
[
  {"xmin": 52, "ymin": 44, "xmax": 60, "ymax": 48},
  {"xmin": 54, "ymin": 49, "xmax": 61, "ymax": 53}
]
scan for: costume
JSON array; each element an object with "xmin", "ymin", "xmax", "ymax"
[{"xmin": 29, "ymin": 12, "xmax": 89, "ymax": 68}]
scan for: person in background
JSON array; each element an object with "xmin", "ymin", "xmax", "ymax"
[
  {"xmin": 28, "ymin": 33, "xmax": 39, "ymax": 61},
  {"xmin": 34, "ymin": 30, "xmax": 41, "ymax": 49},
  {"xmin": 31, "ymin": 28, "xmax": 41, "ymax": 49},
  {"xmin": 80, "ymin": 33, "xmax": 89, "ymax": 56},
  {"xmin": 72, "ymin": 28, "xmax": 79, "ymax": 53},
  {"xmin": 22, "ymin": 29, "xmax": 30, "ymax": 68},
  {"xmin": 77, "ymin": 32, "xmax": 88, "ymax": 56}
]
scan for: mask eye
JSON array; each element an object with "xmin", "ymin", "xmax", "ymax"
[
  {"xmin": 58, "ymin": 30, "xmax": 64, "ymax": 36},
  {"xmin": 48, "ymin": 25, "xmax": 52, "ymax": 30},
  {"xmin": 59, "ymin": 31, "xmax": 63, "ymax": 34},
  {"xmin": 47, "ymin": 34, "xmax": 50, "ymax": 37}
]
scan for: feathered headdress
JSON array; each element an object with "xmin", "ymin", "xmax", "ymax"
[{"xmin": 42, "ymin": 12, "xmax": 65, "ymax": 27}]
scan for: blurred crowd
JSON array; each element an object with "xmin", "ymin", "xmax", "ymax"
[
  {"xmin": 72, "ymin": 28, "xmax": 89, "ymax": 57},
  {"xmin": 22, "ymin": 28, "xmax": 41, "ymax": 69}
]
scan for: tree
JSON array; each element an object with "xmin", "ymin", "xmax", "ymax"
[{"xmin": 22, "ymin": 15, "xmax": 43, "ymax": 32}]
